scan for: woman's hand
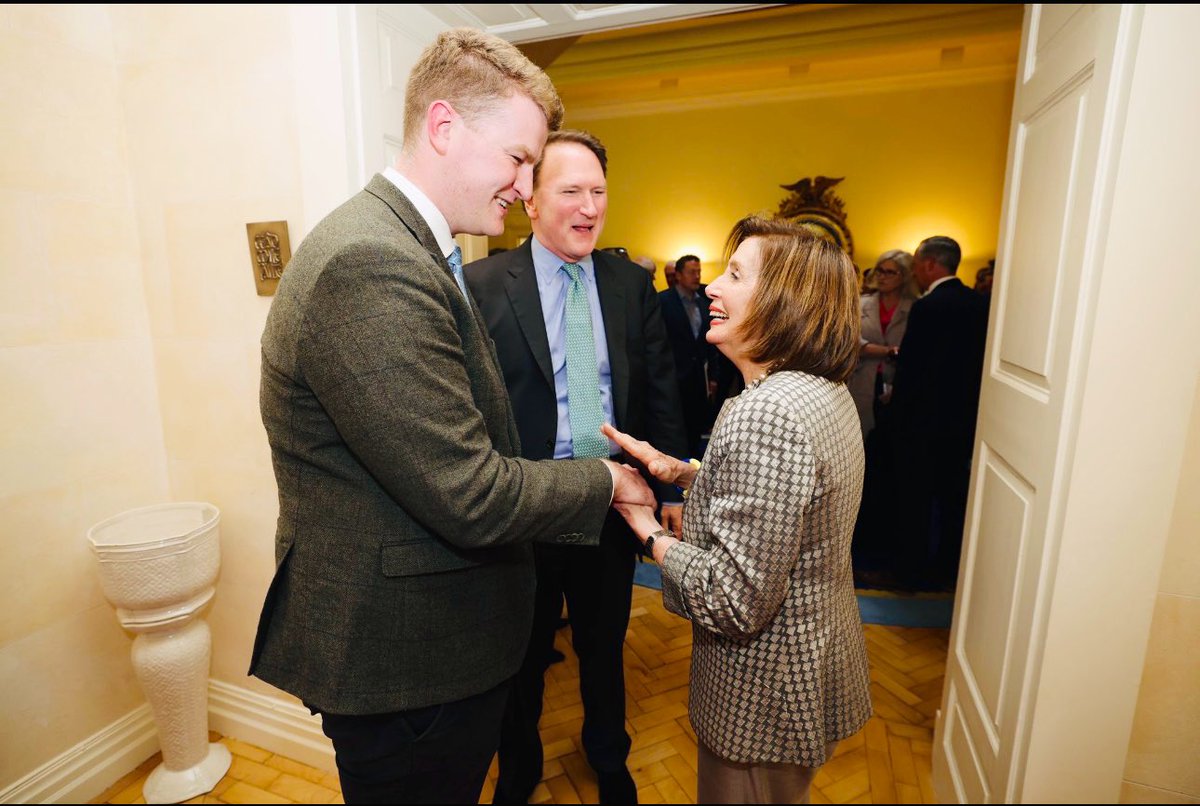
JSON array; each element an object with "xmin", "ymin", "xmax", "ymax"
[
  {"xmin": 613, "ymin": 502, "xmax": 680, "ymax": 564},
  {"xmin": 612, "ymin": 502, "xmax": 662, "ymax": 540},
  {"xmin": 601, "ymin": 424, "xmax": 697, "ymax": 490}
]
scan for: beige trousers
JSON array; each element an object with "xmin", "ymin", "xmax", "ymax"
[{"xmin": 697, "ymin": 740, "xmax": 839, "ymax": 804}]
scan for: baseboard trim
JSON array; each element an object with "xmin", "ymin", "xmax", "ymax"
[
  {"xmin": 206, "ymin": 679, "xmax": 334, "ymax": 772},
  {"xmin": 1, "ymin": 682, "xmax": 334, "ymax": 804},
  {"xmin": 0, "ymin": 704, "xmax": 158, "ymax": 804}
]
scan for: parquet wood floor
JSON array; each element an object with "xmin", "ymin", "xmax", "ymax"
[{"xmin": 96, "ymin": 584, "xmax": 949, "ymax": 805}]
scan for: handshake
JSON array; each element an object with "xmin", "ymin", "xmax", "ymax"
[{"xmin": 597, "ymin": 424, "xmax": 701, "ymax": 539}]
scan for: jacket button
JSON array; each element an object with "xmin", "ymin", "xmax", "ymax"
[{"xmin": 544, "ymin": 439, "xmax": 554, "ymax": 449}]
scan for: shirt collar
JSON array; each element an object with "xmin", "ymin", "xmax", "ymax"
[
  {"xmin": 383, "ymin": 166, "xmax": 456, "ymax": 259},
  {"xmin": 531, "ymin": 235, "xmax": 594, "ymax": 284}
]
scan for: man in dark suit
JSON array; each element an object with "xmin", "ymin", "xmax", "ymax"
[
  {"xmin": 659, "ymin": 255, "xmax": 718, "ymax": 456},
  {"xmin": 889, "ymin": 235, "xmax": 989, "ymax": 590},
  {"xmin": 466, "ymin": 130, "xmax": 687, "ymax": 805},
  {"xmin": 250, "ymin": 31, "xmax": 653, "ymax": 805}
]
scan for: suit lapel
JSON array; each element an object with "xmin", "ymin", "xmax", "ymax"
[
  {"xmin": 365, "ymin": 174, "xmax": 502, "ymax": 381},
  {"xmin": 505, "ymin": 244, "xmax": 555, "ymax": 390},
  {"xmin": 594, "ymin": 252, "xmax": 629, "ymax": 429},
  {"xmin": 364, "ymin": 174, "xmax": 444, "ymax": 268}
]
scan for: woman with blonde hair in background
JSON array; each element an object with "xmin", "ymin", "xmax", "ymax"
[
  {"xmin": 849, "ymin": 249, "xmax": 915, "ymax": 583},
  {"xmin": 849, "ymin": 249, "xmax": 915, "ymax": 436},
  {"xmin": 602, "ymin": 215, "xmax": 871, "ymax": 804}
]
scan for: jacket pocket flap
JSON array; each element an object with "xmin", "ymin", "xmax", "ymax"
[{"xmin": 380, "ymin": 540, "xmax": 486, "ymax": 577}]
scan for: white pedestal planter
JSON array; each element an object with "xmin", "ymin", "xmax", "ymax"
[{"xmin": 88, "ymin": 502, "xmax": 232, "ymax": 804}]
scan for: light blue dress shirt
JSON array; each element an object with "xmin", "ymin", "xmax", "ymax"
[{"xmin": 530, "ymin": 236, "xmax": 617, "ymax": 459}]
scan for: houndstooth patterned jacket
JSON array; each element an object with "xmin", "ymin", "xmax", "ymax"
[{"xmin": 659, "ymin": 370, "xmax": 871, "ymax": 766}]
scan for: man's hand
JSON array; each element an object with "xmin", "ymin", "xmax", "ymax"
[
  {"xmin": 603, "ymin": 460, "xmax": 656, "ymax": 508},
  {"xmin": 660, "ymin": 504, "xmax": 683, "ymax": 534},
  {"xmin": 601, "ymin": 423, "xmax": 696, "ymax": 490}
]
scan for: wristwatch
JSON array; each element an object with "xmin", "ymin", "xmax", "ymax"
[{"xmin": 643, "ymin": 528, "xmax": 675, "ymax": 559}]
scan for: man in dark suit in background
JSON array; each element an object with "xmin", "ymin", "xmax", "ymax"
[
  {"xmin": 250, "ymin": 31, "xmax": 654, "ymax": 804},
  {"xmin": 659, "ymin": 254, "xmax": 720, "ymax": 456},
  {"xmin": 467, "ymin": 130, "xmax": 687, "ymax": 805},
  {"xmin": 889, "ymin": 235, "xmax": 989, "ymax": 590}
]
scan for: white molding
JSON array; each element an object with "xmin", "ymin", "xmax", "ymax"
[
  {"xmin": 567, "ymin": 63, "xmax": 1016, "ymax": 122},
  {"xmin": 1, "ymin": 681, "xmax": 335, "ymax": 805},
  {"xmin": 206, "ymin": 679, "xmax": 335, "ymax": 773},
  {"xmin": 418, "ymin": 4, "xmax": 772, "ymax": 43},
  {"xmin": 0, "ymin": 704, "xmax": 158, "ymax": 805}
]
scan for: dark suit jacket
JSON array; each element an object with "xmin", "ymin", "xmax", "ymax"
[
  {"xmin": 889, "ymin": 277, "xmax": 989, "ymax": 466},
  {"xmin": 251, "ymin": 175, "xmax": 612, "ymax": 715},
  {"xmin": 658, "ymin": 286, "xmax": 713, "ymax": 387},
  {"xmin": 464, "ymin": 242, "xmax": 688, "ymax": 493}
]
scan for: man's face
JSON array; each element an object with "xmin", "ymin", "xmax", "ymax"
[
  {"xmin": 525, "ymin": 141, "xmax": 607, "ymax": 262},
  {"xmin": 444, "ymin": 93, "xmax": 548, "ymax": 237},
  {"xmin": 677, "ymin": 259, "xmax": 702, "ymax": 293},
  {"xmin": 665, "ymin": 263, "xmax": 677, "ymax": 287},
  {"xmin": 912, "ymin": 253, "xmax": 934, "ymax": 291}
]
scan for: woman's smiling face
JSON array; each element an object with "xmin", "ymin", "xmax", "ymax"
[{"xmin": 705, "ymin": 236, "xmax": 762, "ymax": 363}]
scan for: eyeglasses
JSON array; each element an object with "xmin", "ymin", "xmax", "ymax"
[{"xmin": 874, "ymin": 268, "xmax": 901, "ymax": 276}]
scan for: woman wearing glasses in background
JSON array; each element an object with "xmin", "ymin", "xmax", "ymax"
[
  {"xmin": 849, "ymin": 250, "xmax": 915, "ymax": 437},
  {"xmin": 848, "ymin": 249, "xmax": 916, "ymax": 583}
]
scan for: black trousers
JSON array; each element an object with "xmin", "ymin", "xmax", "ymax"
[
  {"xmin": 319, "ymin": 678, "xmax": 511, "ymax": 804},
  {"xmin": 493, "ymin": 512, "xmax": 638, "ymax": 803},
  {"xmin": 894, "ymin": 444, "xmax": 971, "ymax": 589}
]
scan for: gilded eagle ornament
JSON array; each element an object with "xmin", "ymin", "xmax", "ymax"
[{"xmin": 775, "ymin": 175, "xmax": 854, "ymax": 258}]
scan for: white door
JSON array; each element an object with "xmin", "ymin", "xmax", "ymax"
[
  {"xmin": 344, "ymin": 6, "xmax": 490, "ymax": 262},
  {"xmin": 933, "ymin": 4, "xmax": 1165, "ymax": 802}
]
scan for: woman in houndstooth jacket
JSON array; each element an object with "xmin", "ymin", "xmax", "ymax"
[{"xmin": 603, "ymin": 215, "xmax": 871, "ymax": 804}]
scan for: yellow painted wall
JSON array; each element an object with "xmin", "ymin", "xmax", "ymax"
[{"xmin": 572, "ymin": 79, "xmax": 1015, "ymax": 289}]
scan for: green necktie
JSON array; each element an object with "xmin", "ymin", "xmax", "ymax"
[{"xmin": 562, "ymin": 263, "xmax": 609, "ymax": 459}]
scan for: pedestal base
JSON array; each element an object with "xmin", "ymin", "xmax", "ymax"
[{"xmin": 143, "ymin": 742, "xmax": 232, "ymax": 804}]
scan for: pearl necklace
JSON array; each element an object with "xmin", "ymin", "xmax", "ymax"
[{"xmin": 746, "ymin": 370, "xmax": 771, "ymax": 391}]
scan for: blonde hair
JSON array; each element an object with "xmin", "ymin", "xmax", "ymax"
[
  {"xmin": 873, "ymin": 248, "xmax": 917, "ymax": 298},
  {"xmin": 727, "ymin": 216, "xmax": 861, "ymax": 383},
  {"xmin": 403, "ymin": 28, "xmax": 564, "ymax": 150}
]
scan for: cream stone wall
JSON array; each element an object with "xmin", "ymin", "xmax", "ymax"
[
  {"xmin": 1, "ymin": 4, "xmax": 350, "ymax": 793},
  {"xmin": 1122, "ymin": 378, "xmax": 1200, "ymax": 804},
  {"xmin": 109, "ymin": 3, "xmax": 302, "ymax": 696},
  {"xmin": 0, "ymin": 4, "xmax": 168, "ymax": 787}
]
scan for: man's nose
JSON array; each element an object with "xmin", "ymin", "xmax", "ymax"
[{"xmin": 514, "ymin": 164, "xmax": 534, "ymax": 200}]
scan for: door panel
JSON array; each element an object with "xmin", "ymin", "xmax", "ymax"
[{"xmin": 934, "ymin": 5, "xmax": 1142, "ymax": 802}]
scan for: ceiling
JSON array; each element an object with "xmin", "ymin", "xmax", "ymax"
[
  {"xmin": 535, "ymin": 4, "xmax": 1025, "ymax": 120},
  {"xmin": 418, "ymin": 5, "xmax": 1025, "ymax": 121},
  {"xmin": 421, "ymin": 4, "xmax": 777, "ymax": 44}
]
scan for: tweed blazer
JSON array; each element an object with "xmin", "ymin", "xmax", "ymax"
[
  {"xmin": 250, "ymin": 175, "xmax": 613, "ymax": 715},
  {"xmin": 660, "ymin": 371, "xmax": 871, "ymax": 765},
  {"xmin": 848, "ymin": 293, "xmax": 914, "ymax": 435}
]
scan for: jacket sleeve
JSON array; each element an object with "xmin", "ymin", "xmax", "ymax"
[
  {"xmin": 658, "ymin": 396, "xmax": 813, "ymax": 639},
  {"xmin": 298, "ymin": 243, "xmax": 611, "ymax": 549}
]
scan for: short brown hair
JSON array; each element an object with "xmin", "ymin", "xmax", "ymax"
[
  {"xmin": 728, "ymin": 216, "xmax": 861, "ymax": 383},
  {"xmin": 403, "ymin": 28, "xmax": 564, "ymax": 150},
  {"xmin": 534, "ymin": 130, "xmax": 607, "ymax": 189}
]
